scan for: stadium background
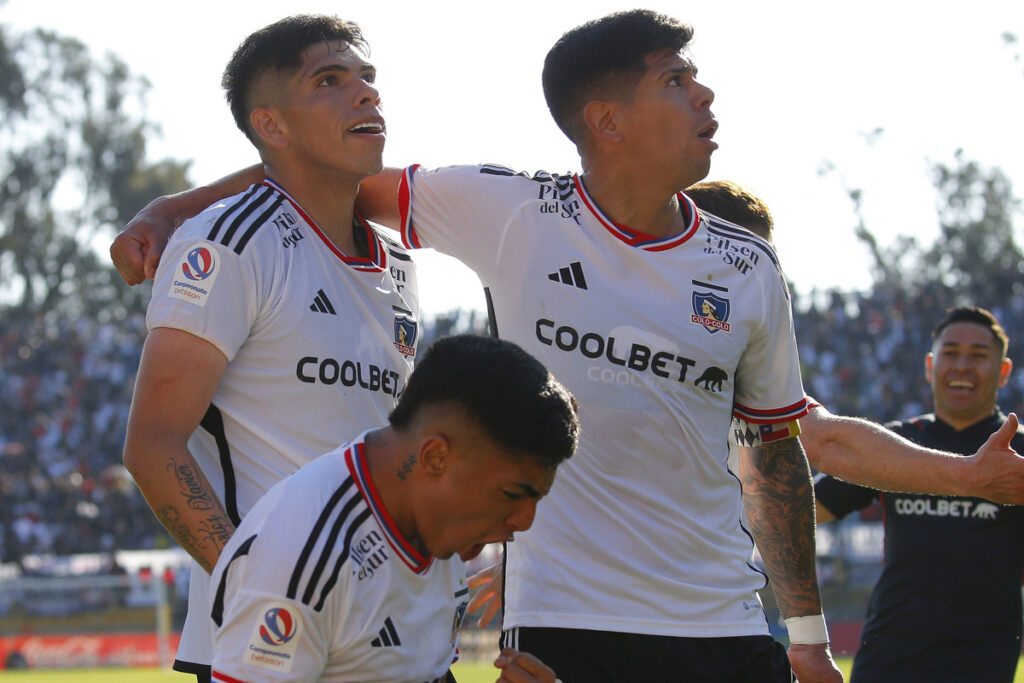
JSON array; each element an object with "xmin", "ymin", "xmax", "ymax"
[{"xmin": 2, "ymin": 1, "xmax": 1024, "ymax": 676}]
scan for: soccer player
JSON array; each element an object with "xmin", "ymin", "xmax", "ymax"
[
  {"xmin": 115, "ymin": 11, "xmax": 838, "ymax": 681},
  {"xmin": 685, "ymin": 180, "xmax": 1024, "ymax": 501},
  {"xmin": 815, "ymin": 307, "xmax": 1024, "ymax": 683},
  {"xmin": 121, "ymin": 16, "xmax": 420, "ymax": 682},
  {"xmin": 208, "ymin": 334, "xmax": 577, "ymax": 683}
]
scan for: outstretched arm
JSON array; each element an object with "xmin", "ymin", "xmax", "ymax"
[
  {"xmin": 802, "ymin": 406, "xmax": 1024, "ymax": 503},
  {"xmin": 739, "ymin": 437, "xmax": 843, "ymax": 683},
  {"xmin": 109, "ymin": 165, "xmax": 406, "ymax": 284},
  {"xmin": 123, "ymin": 327, "xmax": 235, "ymax": 572}
]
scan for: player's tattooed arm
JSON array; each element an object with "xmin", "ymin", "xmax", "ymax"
[
  {"xmin": 739, "ymin": 438, "xmax": 822, "ymax": 618},
  {"xmin": 152, "ymin": 457, "xmax": 235, "ymax": 574}
]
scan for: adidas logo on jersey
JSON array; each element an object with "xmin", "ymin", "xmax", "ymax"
[
  {"xmin": 370, "ymin": 617, "xmax": 401, "ymax": 648},
  {"xmin": 310, "ymin": 289, "xmax": 336, "ymax": 315},
  {"xmin": 547, "ymin": 261, "xmax": 588, "ymax": 290}
]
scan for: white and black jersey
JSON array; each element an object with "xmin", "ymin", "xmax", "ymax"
[
  {"xmin": 148, "ymin": 179, "xmax": 419, "ymax": 673},
  {"xmin": 210, "ymin": 433, "xmax": 467, "ymax": 683},
  {"xmin": 398, "ymin": 164, "xmax": 807, "ymax": 638}
]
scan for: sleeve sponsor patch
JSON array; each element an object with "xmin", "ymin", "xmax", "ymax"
[
  {"xmin": 169, "ymin": 242, "xmax": 221, "ymax": 306},
  {"xmin": 245, "ymin": 602, "xmax": 303, "ymax": 674},
  {"xmin": 733, "ymin": 418, "xmax": 802, "ymax": 447}
]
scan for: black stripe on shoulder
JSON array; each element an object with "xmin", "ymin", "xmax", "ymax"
[
  {"xmin": 217, "ymin": 186, "xmax": 276, "ymax": 250},
  {"xmin": 287, "ymin": 479, "xmax": 356, "ymax": 600},
  {"xmin": 705, "ymin": 220, "xmax": 780, "ymax": 271},
  {"xmin": 208, "ymin": 185, "xmax": 263, "ymax": 242},
  {"xmin": 313, "ymin": 506, "xmax": 373, "ymax": 611},
  {"xmin": 388, "ymin": 248, "xmax": 412, "ymax": 262},
  {"xmin": 233, "ymin": 196, "xmax": 285, "ymax": 254}
]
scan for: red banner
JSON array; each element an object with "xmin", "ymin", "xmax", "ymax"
[{"xmin": 0, "ymin": 632, "xmax": 180, "ymax": 669}]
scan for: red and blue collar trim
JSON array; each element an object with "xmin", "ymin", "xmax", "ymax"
[
  {"xmin": 263, "ymin": 178, "xmax": 386, "ymax": 272},
  {"xmin": 344, "ymin": 442, "xmax": 432, "ymax": 574},
  {"xmin": 573, "ymin": 174, "xmax": 700, "ymax": 251}
]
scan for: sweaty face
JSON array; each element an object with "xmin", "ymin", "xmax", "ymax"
[
  {"xmin": 420, "ymin": 436, "xmax": 556, "ymax": 561},
  {"xmin": 272, "ymin": 41, "xmax": 386, "ymax": 179},
  {"xmin": 615, "ymin": 49, "xmax": 718, "ymax": 189},
  {"xmin": 926, "ymin": 322, "xmax": 1010, "ymax": 429}
]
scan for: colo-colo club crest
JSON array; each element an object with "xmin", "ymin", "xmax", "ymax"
[
  {"xmin": 393, "ymin": 315, "xmax": 418, "ymax": 357},
  {"xmin": 691, "ymin": 284, "xmax": 731, "ymax": 334}
]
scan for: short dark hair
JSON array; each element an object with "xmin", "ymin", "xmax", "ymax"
[
  {"xmin": 222, "ymin": 15, "xmax": 367, "ymax": 144},
  {"xmin": 389, "ymin": 335, "xmax": 579, "ymax": 469},
  {"xmin": 932, "ymin": 306, "xmax": 1009, "ymax": 357},
  {"xmin": 542, "ymin": 9, "xmax": 693, "ymax": 144},
  {"xmin": 686, "ymin": 180, "xmax": 774, "ymax": 242}
]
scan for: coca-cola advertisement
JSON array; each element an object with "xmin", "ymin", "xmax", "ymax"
[{"xmin": 0, "ymin": 633, "xmax": 180, "ymax": 670}]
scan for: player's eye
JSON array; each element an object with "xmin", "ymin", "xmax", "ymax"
[
  {"xmin": 501, "ymin": 490, "xmax": 523, "ymax": 502},
  {"xmin": 317, "ymin": 74, "xmax": 339, "ymax": 87}
]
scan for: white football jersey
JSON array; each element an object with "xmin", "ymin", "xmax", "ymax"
[
  {"xmin": 398, "ymin": 164, "xmax": 807, "ymax": 638},
  {"xmin": 210, "ymin": 433, "xmax": 467, "ymax": 683},
  {"xmin": 147, "ymin": 179, "xmax": 419, "ymax": 669}
]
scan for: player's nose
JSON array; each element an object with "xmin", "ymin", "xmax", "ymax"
[{"xmin": 506, "ymin": 499, "xmax": 539, "ymax": 532}]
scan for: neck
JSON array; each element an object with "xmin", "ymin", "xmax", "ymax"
[
  {"xmin": 580, "ymin": 162, "xmax": 691, "ymax": 239},
  {"xmin": 264, "ymin": 161, "xmax": 364, "ymax": 256},
  {"xmin": 938, "ymin": 409, "xmax": 996, "ymax": 432},
  {"xmin": 363, "ymin": 428, "xmax": 423, "ymax": 552}
]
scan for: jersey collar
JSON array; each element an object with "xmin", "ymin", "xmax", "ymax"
[
  {"xmin": 344, "ymin": 441, "xmax": 433, "ymax": 574},
  {"xmin": 573, "ymin": 174, "xmax": 700, "ymax": 251},
  {"xmin": 263, "ymin": 179, "xmax": 387, "ymax": 272}
]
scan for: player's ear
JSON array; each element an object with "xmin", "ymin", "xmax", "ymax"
[
  {"xmin": 998, "ymin": 357, "xmax": 1013, "ymax": 388},
  {"xmin": 419, "ymin": 434, "xmax": 450, "ymax": 476},
  {"xmin": 924, "ymin": 352, "xmax": 934, "ymax": 383},
  {"xmin": 250, "ymin": 106, "xmax": 289, "ymax": 149},
  {"xmin": 582, "ymin": 100, "xmax": 622, "ymax": 143}
]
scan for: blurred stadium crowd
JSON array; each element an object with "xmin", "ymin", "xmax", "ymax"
[{"xmin": 1, "ymin": 286, "xmax": 1022, "ymax": 568}]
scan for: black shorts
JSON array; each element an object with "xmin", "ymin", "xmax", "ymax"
[{"xmin": 501, "ymin": 626, "xmax": 794, "ymax": 683}]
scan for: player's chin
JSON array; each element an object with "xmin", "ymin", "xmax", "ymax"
[{"xmin": 458, "ymin": 543, "xmax": 487, "ymax": 562}]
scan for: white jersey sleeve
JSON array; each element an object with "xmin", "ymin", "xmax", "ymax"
[
  {"xmin": 147, "ymin": 186, "xmax": 275, "ymax": 359},
  {"xmin": 731, "ymin": 252, "xmax": 807, "ymax": 433},
  {"xmin": 399, "ymin": 163, "xmax": 562, "ymax": 279}
]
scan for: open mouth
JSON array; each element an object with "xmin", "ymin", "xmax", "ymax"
[
  {"xmin": 698, "ymin": 120, "xmax": 718, "ymax": 140},
  {"xmin": 349, "ymin": 121, "xmax": 385, "ymax": 135}
]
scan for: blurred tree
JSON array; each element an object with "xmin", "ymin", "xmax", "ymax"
[
  {"xmin": 0, "ymin": 23, "xmax": 191, "ymax": 324},
  {"xmin": 853, "ymin": 150, "xmax": 1023, "ymax": 310}
]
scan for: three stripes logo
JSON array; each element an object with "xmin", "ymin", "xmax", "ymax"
[
  {"xmin": 370, "ymin": 616, "xmax": 402, "ymax": 648},
  {"xmin": 547, "ymin": 261, "xmax": 588, "ymax": 290},
  {"xmin": 310, "ymin": 289, "xmax": 336, "ymax": 315}
]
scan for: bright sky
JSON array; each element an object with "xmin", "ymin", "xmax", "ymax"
[{"xmin": 5, "ymin": 0, "xmax": 1023, "ymax": 319}]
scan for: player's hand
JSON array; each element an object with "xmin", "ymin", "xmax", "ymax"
[
  {"xmin": 109, "ymin": 195, "xmax": 182, "ymax": 284},
  {"xmin": 467, "ymin": 562, "xmax": 503, "ymax": 628},
  {"xmin": 787, "ymin": 643, "xmax": 844, "ymax": 682},
  {"xmin": 493, "ymin": 648, "xmax": 559, "ymax": 683},
  {"xmin": 961, "ymin": 413, "xmax": 1024, "ymax": 504}
]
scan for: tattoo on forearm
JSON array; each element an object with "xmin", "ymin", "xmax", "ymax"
[
  {"xmin": 397, "ymin": 453, "xmax": 415, "ymax": 482},
  {"xmin": 155, "ymin": 458, "xmax": 234, "ymax": 572},
  {"xmin": 168, "ymin": 459, "xmax": 217, "ymax": 511},
  {"xmin": 154, "ymin": 506, "xmax": 232, "ymax": 573},
  {"xmin": 741, "ymin": 438, "xmax": 820, "ymax": 618}
]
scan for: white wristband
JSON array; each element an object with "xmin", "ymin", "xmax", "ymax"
[{"xmin": 784, "ymin": 614, "xmax": 829, "ymax": 645}]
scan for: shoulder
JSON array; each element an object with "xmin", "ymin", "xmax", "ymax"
[
  {"xmin": 177, "ymin": 183, "xmax": 289, "ymax": 257},
  {"xmin": 414, "ymin": 163, "xmax": 575, "ymax": 195},
  {"xmin": 885, "ymin": 414, "xmax": 934, "ymax": 437}
]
